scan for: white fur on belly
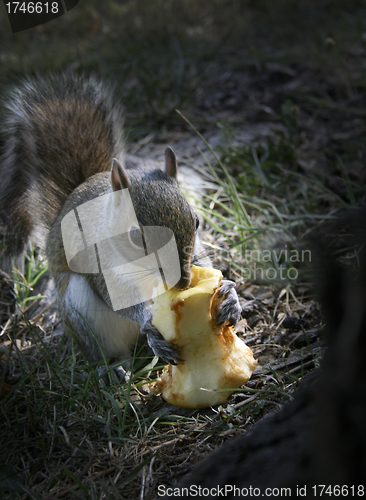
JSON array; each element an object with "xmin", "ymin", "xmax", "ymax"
[{"xmin": 65, "ymin": 274, "xmax": 141, "ymax": 358}]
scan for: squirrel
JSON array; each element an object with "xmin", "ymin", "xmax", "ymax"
[{"xmin": 0, "ymin": 74, "xmax": 241, "ymax": 366}]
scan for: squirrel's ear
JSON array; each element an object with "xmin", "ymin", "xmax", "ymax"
[
  {"xmin": 111, "ymin": 158, "xmax": 131, "ymax": 191},
  {"xmin": 164, "ymin": 147, "xmax": 177, "ymax": 180}
]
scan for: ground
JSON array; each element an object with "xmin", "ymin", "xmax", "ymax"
[{"xmin": 0, "ymin": 1, "xmax": 365, "ymax": 498}]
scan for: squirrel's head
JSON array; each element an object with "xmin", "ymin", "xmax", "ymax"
[{"xmin": 110, "ymin": 148, "xmax": 198, "ymax": 290}]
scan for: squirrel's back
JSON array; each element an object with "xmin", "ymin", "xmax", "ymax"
[{"xmin": 0, "ymin": 74, "xmax": 125, "ymax": 266}]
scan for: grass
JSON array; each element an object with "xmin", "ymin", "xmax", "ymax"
[
  {"xmin": 180, "ymin": 107, "xmax": 359, "ymax": 288},
  {"xmin": 1, "ymin": 302, "xmax": 319, "ymax": 498},
  {"xmin": 1, "ymin": 0, "xmax": 366, "ymax": 498},
  {"xmin": 12, "ymin": 246, "xmax": 48, "ymax": 312}
]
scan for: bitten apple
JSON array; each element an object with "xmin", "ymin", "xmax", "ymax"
[{"xmin": 151, "ymin": 266, "xmax": 257, "ymax": 408}]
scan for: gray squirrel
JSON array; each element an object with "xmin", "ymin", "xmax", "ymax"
[{"xmin": 0, "ymin": 74, "xmax": 241, "ymax": 365}]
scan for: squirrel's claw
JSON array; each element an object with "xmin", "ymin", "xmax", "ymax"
[
  {"xmin": 215, "ymin": 280, "xmax": 242, "ymax": 327},
  {"xmin": 141, "ymin": 322, "xmax": 183, "ymax": 365}
]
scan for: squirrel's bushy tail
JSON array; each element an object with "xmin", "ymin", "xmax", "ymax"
[{"xmin": 0, "ymin": 74, "xmax": 125, "ymax": 270}]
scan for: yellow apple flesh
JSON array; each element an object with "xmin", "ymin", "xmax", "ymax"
[{"xmin": 151, "ymin": 266, "xmax": 257, "ymax": 408}]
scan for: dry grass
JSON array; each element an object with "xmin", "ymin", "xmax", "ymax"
[{"xmin": 0, "ymin": 262, "xmax": 325, "ymax": 499}]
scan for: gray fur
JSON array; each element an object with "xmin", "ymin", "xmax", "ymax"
[
  {"xmin": 0, "ymin": 74, "xmax": 125, "ymax": 267},
  {"xmin": 0, "ymin": 74, "xmax": 241, "ymax": 366}
]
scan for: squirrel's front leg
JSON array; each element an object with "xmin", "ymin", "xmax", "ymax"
[
  {"xmin": 192, "ymin": 239, "xmax": 241, "ymax": 327},
  {"xmin": 141, "ymin": 315, "xmax": 183, "ymax": 365},
  {"xmin": 215, "ymin": 280, "xmax": 242, "ymax": 327},
  {"xmin": 141, "ymin": 280, "xmax": 242, "ymax": 364}
]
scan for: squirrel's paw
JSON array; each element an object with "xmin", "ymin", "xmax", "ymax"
[
  {"xmin": 215, "ymin": 279, "xmax": 242, "ymax": 327},
  {"xmin": 141, "ymin": 322, "xmax": 183, "ymax": 365}
]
